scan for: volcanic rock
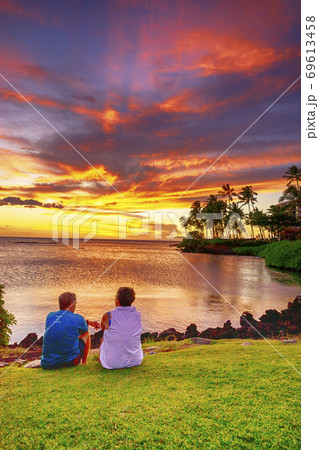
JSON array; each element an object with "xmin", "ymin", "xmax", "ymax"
[
  {"xmin": 24, "ymin": 359, "xmax": 42, "ymax": 368},
  {"xmin": 19, "ymin": 333, "xmax": 38, "ymax": 348},
  {"xmin": 141, "ymin": 332, "xmax": 158, "ymax": 343},
  {"xmin": 158, "ymin": 328, "xmax": 183, "ymax": 341},
  {"xmin": 185, "ymin": 323, "xmax": 199, "ymax": 338}
]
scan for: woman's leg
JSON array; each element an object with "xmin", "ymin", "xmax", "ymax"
[{"xmin": 98, "ymin": 336, "xmax": 104, "ymax": 364}]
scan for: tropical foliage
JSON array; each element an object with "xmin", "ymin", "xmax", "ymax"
[
  {"xmin": 234, "ymin": 240, "xmax": 301, "ymax": 271},
  {"xmin": 218, "ymin": 184, "xmax": 237, "ymax": 204},
  {"xmin": 0, "ymin": 285, "xmax": 16, "ymax": 346},
  {"xmin": 180, "ymin": 165, "xmax": 301, "ymax": 241},
  {"xmin": 283, "ymin": 165, "xmax": 301, "ymax": 192}
]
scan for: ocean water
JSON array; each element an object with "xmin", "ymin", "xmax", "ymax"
[{"xmin": 0, "ymin": 237, "xmax": 300, "ymax": 342}]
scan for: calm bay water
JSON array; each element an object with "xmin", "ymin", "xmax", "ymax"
[{"xmin": 0, "ymin": 237, "xmax": 300, "ymax": 343}]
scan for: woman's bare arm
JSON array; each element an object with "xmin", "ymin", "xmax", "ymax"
[{"xmin": 101, "ymin": 311, "xmax": 111, "ymax": 331}]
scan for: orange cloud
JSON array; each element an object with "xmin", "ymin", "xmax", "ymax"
[
  {"xmin": 0, "ymin": 89, "xmax": 60, "ymax": 108},
  {"xmin": 177, "ymin": 30, "xmax": 299, "ymax": 76},
  {"xmin": 0, "ymin": 86, "xmax": 133, "ymax": 136},
  {"xmin": 156, "ymin": 65, "xmax": 300, "ymax": 118},
  {"xmin": 159, "ymin": 91, "xmax": 210, "ymax": 114},
  {"xmin": 139, "ymin": 145, "xmax": 300, "ymax": 181},
  {"xmin": 55, "ymin": 164, "xmax": 118, "ymax": 185},
  {"xmin": 101, "ymin": 107, "xmax": 121, "ymax": 132},
  {"xmin": 0, "ymin": 88, "xmax": 122, "ymax": 129},
  {"xmin": 137, "ymin": 26, "xmax": 299, "ymax": 84}
]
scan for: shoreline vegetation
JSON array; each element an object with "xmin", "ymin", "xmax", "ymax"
[
  {"xmin": 1, "ymin": 296, "xmax": 300, "ymax": 366},
  {"xmin": 177, "ymin": 165, "xmax": 301, "ymax": 271},
  {"xmin": 177, "ymin": 238, "xmax": 301, "ymax": 272}
]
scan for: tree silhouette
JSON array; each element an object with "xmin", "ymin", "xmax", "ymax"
[
  {"xmin": 218, "ymin": 184, "xmax": 237, "ymax": 205},
  {"xmin": 237, "ymin": 186, "xmax": 258, "ymax": 238},
  {"xmin": 283, "ymin": 165, "xmax": 301, "ymax": 194}
]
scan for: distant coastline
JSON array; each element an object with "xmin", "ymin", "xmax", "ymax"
[
  {"xmin": 177, "ymin": 238, "xmax": 301, "ymax": 272},
  {"xmin": 0, "ymin": 236, "xmax": 182, "ymax": 244}
]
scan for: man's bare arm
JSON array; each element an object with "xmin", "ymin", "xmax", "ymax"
[{"xmin": 85, "ymin": 320, "xmax": 100, "ymax": 330}]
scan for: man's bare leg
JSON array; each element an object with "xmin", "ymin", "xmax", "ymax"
[{"xmin": 79, "ymin": 331, "xmax": 90, "ymax": 364}]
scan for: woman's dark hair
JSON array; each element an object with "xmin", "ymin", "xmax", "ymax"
[{"xmin": 116, "ymin": 287, "xmax": 135, "ymax": 307}]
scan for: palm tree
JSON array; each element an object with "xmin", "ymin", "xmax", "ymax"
[
  {"xmin": 267, "ymin": 205, "xmax": 278, "ymax": 215},
  {"xmin": 249, "ymin": 207, "xmax": 268, "ymax": 239},
  {"xmin": 279, "ymin": 185, "xmax": 301, "ymax": 221},
  {"xmin": 279, "ymin": 185, "xmax": 301, "ymax": 203},
  {"xmin": 202, "ymin": 195, "xmax": 227, "ymax": 238},
  {"xmin": 180, "ymin": 201, "xmax": 205, "ymax": 237},
  {"xmin": 204, "ymin": 195, "xmax": 217, "ymax": 208},
  {"xmin": 283, "ymin": 165, "xmax": 301, "ymax": 194},
  {"xmin": 226, "ymin": 202, "xmax": 244, "ymax": 216},
  {"xmin": 189, "ymin": 201, "xmax": 201, "ymax": 216},
  {"xmin": 218, "ymin": 184, "xmax": 237, "ymax": 205},
  {"xmin": 224, "ymin": 202, "xmax": 245, "ymax": 238},
  {"xmin": 238, "ymin": 185, "xmax": 258, "ymax": 238}
]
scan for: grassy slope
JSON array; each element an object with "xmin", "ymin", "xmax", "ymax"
[
  {"xmin": 234, "ymin": 241, "xmax": 301, "ymax": 271},
  {"xmin": 178, "ymin": 239, "xmax": 301, "ymax": 272},
  {"xmin": 0, "ymin": 341, "xmax": 300, "ymax": 449}
]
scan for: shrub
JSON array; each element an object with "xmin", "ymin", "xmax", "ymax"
[
  {"xmin": 234, "ymin": 240, "xmax": 301, "ymax": 271},
  {"xmin": 0, "ymin": 285, "xmax": 16, "ymax": 346},
  {"xmin": 259, "ymin": 309, "xmax": 281, "ymax": 324},
  {"xmin": 177, "ymin": 237, "xmax": 207, "ymax": 252},
  {"xmin": 233, "ymin": 246, "xmax": 266, "ymax": 256},
  {"xmin": 178, "ymin": 238, "xmax": 270, "ymax": 252},
  {"xmin": 258, "ymin": 240, "xmax": 301, "ymax": 271}
]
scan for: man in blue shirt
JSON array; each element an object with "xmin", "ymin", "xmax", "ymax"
[{"xmin": 41, "ymin": 292, "xmax": 100, "ymax": 369}]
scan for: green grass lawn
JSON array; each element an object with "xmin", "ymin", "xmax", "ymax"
[{"xmin": 0, "ymin": 340, "xmax": 300, "ymax": 449}]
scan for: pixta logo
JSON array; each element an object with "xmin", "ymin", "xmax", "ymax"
[{"xmin": 52, "ymin": 205, "xmax": 98, "ymax": 249}]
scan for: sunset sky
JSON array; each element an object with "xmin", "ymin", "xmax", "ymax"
[{"xmin": 0, "ymin": 0, "xmax": 300, "ymax": 238}]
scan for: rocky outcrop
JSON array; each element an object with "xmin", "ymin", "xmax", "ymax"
[
  {"xmin": 158, "ymin": 328, "xmax": 184, "ymax": 341},
  {"xmin": 140, "ymin": 295, "xmax": 301, "ymax": 342},
  {"xmin": 10, "ymin": 296, "xmax": 301, "ymax": 352},
  {"xmin": 185, "ymin": 323, "xmax": 199, "ymax": 339},
  {"xmin": 19, "ymin": 333, "xmax": 39, "ymax": 348},
  {"xmin": 191, "ymin": 338, "xmax": 212, "ymax": 345},
  {"xmin": 140, "ymin": 332, "xmax": 158, "ymax": 342},
  {"xmin": 24, "ymin": 359, "xmax": 41, "ymax": 368}
]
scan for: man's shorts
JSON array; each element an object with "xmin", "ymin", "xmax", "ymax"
[
  {"xmin": 43, "ymin": 338, "xmax": 85, "ymax": 369},
  {"xmin": 64, "ymin": 338, "xmax": 86, "ymax": 367}
]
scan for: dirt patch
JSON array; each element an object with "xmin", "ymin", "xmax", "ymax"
[{"xmin": 0, "ymin": 347, "xmax": 42, "ymax": 364}]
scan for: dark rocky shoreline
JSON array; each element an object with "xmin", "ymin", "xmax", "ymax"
[{"xmin": 5, "ymin": 296, "xmax": 300, "ymax": 356}]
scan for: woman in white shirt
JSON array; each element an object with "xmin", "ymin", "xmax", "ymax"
[{"xmin": 99, "ymin": 287, "xmax": 143, "ymax": 370}]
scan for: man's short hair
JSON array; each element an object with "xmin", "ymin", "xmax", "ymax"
[
  {"xmin": 59, "ymin": 292, "xmax": 76, "ymax": 310},
  {"xmin": 116, "ymin": 287, "xmax": 135, "ymax": 307}
]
